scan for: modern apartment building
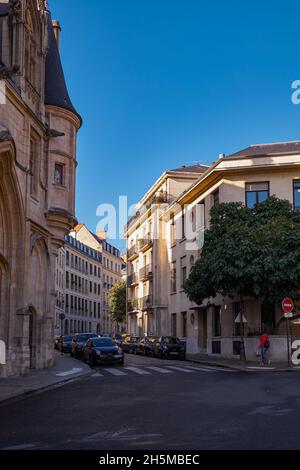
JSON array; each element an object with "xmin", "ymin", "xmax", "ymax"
[
  {"xmin": 126, "ymin": 142, "xmax": 300, "ymax": 361},
  {"xmin": 125, "ymin": 165, "xmax": 208, "ymax": 338}
]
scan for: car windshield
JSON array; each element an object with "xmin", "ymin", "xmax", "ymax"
[
  {"xmin": 163, "ymin": 337, "xmax": 181, "ymax": 345},
  {"xmin": 92, "ymin": 338, "xmax": 115, "ymax": 347},
  {"xmin": 78, "ymin": 334, "xmax": 97, "ymax": 342}
]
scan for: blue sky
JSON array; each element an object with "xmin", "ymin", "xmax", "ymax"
[{"xmin": 50, "ymin": 0, "xmax": 300, "ymax": 251}]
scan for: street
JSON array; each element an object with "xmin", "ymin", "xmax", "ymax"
[{"xmin": 1, "ymin": 354, "xmax": 300, "ymax": 450}]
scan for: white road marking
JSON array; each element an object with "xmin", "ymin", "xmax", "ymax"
[
  {"xmin": 184, "ymin": 365, "xmax": 217, "ymax": 373},
  {"xmin": 146, "ymin": 366, "xmax": 173, "ymax": 374},
  {"xmin": 105, "ymin": 368, "xmax": 127, "ymax": 376},
  {"xmin": 2, "ymin": 444, "xmax": 36, "ymax": 450},
  {"xmin": 246, "ymin": 366, "xmax": 275, "ymax": 370},
  {"xmin": 124, "ymin": 367, "xmax": 151, "ymax": 375},
  {"xmin": 56, "ymin": 367, "xmax": 83, "ymax": 377},
  {"xmin": 166, "ymin": 366, "xmax": 194, "ymax": 373},
  {"xmin": 91, "ymin": 372, "xmax": 104, "ymax": 377}
]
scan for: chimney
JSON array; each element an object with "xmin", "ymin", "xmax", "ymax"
[
  {"xmin": 219, "ymin": 153, "xmax": 225, "ymax": 159},
  {"xmin": 52, "ymin": 20, "xmax": 61, "ymax": 51},
  {"xmin": 97, "ymin": 230, "xmax": 107, "ymax": 241}
]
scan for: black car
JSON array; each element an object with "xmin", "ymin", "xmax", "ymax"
[
  {"xmin": 136, "ymin": 337, "xmax": 158, "ymax": 356},
  {"xmin": 122, "ymin": 336, "xmax": 140, "ymax": 354},
  {"xmin": 71, "ymin": 333, "xmax": 98, "ymax": 359},
  {"xmin": 153, "ymin": 336, "xmax": 186, "ymax": 360},
  {"xmin": 83, "ymin": 337, "xmax": 124, "ymax": 366}
]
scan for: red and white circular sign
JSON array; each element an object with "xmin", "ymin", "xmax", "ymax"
[{"xmin": 282, "ymin": 298, "xmax": 294, "ymax": 313}]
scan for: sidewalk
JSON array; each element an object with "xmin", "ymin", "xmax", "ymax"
[
  {"xmin": 186, "ymin": 353, "xmax": 300, "ymax": 372},
  {"xmin": 0, "ymin": 352, "xmax": 92, "ymax": 404}
]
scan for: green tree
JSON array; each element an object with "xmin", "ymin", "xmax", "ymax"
[
  {"xmin": 184, "ymin": 196, "xmax": 300, "ymax": 362},
  {"xmin": 108, "ymin": 280, "xmax": 126, "ymax": 328}
]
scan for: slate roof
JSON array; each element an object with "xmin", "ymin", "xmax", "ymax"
[
  {"xmin": 227, "ymin": 141, "xmax": 300, "ymax": 158},
  {"xmin": 45, "ymin": 15, "xmax": 82, "ymax": 123}
]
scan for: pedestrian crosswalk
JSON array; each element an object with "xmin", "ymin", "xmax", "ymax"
[{"xmin": 91, "ymin": 364, "xmax": 234, "ymax": 379}]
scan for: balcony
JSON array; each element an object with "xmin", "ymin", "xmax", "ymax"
[
  {"xmin": 139, "ymin": 234, "xmax": 153, "ymax": 252},
  {"xmin": 141, "ymin": 295, "xmax": 153, "ymax": 311},
  {"xmin": 127, "ymin": 297, "xmax": 139, "ymax": 313},
  {"xmin": 139, "ymin": 264, "xmax": 153, "ymax": 282},
  {"xmin": 127, "ymin": 244, "xmax": 138, "ymax": 261},
  {"xmin": 127, "ymin": 272, "xmax": 139, "ymax": 287}
]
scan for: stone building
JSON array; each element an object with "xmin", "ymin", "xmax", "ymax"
[
  {"xmin": 0, "ymin": 1, "xmax": 81, "ymax": 376},
  {"xmin": 126, "ymin": 142, "xmax": 300, "ymax": 362}
]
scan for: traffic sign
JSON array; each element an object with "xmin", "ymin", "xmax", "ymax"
[{"xmin": 282, "ymin": 298, "xmax": 294, "ymax": 314}]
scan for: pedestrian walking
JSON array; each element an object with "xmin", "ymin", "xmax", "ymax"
[{"xmin": 257, "ymin": 332, "xmax": 271, "ymax": 366}]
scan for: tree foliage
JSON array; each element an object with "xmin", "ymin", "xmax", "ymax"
[
  {"xmin": 184, "ymin": 196, "xmax": 300, "ymax": 306},
  {"xmin": 108, "ymin": 280, "xmax": 126, "ymax": 325}
]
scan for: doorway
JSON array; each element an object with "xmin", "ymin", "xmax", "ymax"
[{"xmin": 198, "ymin": 309, "xmax": 207, "ymax": 351}]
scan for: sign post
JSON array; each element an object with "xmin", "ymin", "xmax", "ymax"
[{"xmin": 282, "ymin": 298, "xmax": 294, "ymax": 368}]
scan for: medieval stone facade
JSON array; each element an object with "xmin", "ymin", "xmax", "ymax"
[{"xmin": 0, "ymin": 0, "xmax": 81, "ymax": 377}]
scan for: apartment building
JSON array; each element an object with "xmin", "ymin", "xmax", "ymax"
[
  {"xmin": 125, "ymin": 165, "xmax": 208, "ymax": 337},
  {"xmin": 54, "ymin": 247, "xmax": 66, "ymax": 336},
  {"xmin": 71, "ymin": 225, "xmax": 124, "ymax": 334},
  {"xmin": 126, "ymin": 141, "xmax": 300, "ymax": 362},
  {"xmin": 63, "ymin": 235, "xmax": 102, "ymax": 335}
]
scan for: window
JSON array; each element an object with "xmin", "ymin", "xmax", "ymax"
[
  {"xmin": 30, "ymin": 136, "xmax": 38, "ymax": 195},
  {"xmin": 293, "ymin": 181, "xmax": 300, "ymax": 210},
  {"xmin": 180, "ymin": 257, "xmax": 187, "ymax": 289},
  {"xmin": 191, "ymin": 206, "xmax": 196, "ymax": 233},
  {"xmin": 233, "ymin": 302, "xmax": 242, "ymax": 336},
  {"xmin": 212, "ymin": 189, "xmax": 219, "ymax": 206},
  {"xmin": 171, "ymin": 261, "xmax": 177, "ymax": 293},
  {"xmin": 54, "ymin": 163, "xmax": 64, "ymax": 186},
  {"xmin": 181, "ymin": 208, "xmax": 185, "ymax": 239},
  {"xmin": 190, "ymin": 255, "xmax": 195, "ymax": 267},
  {"xmin": 213, "ymin": 306, "xmax": 221, "ymax": 337},
  {"xmin": 182, "ymin": 312, "xmax": 187, "ymax": 338},
  {"xmin": 245, "ymin": 182, "xmax": 269, "ymax": 208},
  {"xmin": 171, "ymin": 314, "xmax": 177, "ymax": 337}
]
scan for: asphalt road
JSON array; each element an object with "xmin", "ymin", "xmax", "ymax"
[{"xmin": 1, "ymin": 354, "xmax": 300, "ymax": 450}]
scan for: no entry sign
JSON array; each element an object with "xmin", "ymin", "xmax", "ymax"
[{"xmin": 282, "ymin": 298, "xmax": 294, "ymax": 317}]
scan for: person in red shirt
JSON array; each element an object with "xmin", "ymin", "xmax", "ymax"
[{"xmin": 258, "ymin": 332, "xmax": 271, "ymax": 366}]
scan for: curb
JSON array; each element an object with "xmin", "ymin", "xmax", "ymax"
[
  {"xmin": 186, "ymin": 357, "xmax": 300, "ymax": 372},
  {"xmin": 0, "ymin": 369, "xmax": 92, "ymax": 407}
]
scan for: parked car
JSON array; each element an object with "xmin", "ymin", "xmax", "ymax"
[
  {"xmin": 152, "ymin": 336, "xmax": 186, "ymax": 360},
  {"xmin": 83, "ymin": 337, "xmax": 124, "ymax": 366},
  {"xmin": 113, "ymin": 333, "xmax": 123, "ymax": 347},
  {"xmin": 54, "ymin": 336, "xmax": 61, "ymax": 350},
  {"xmin": 136, "ymin": 336, "xmax": 159, "ymax": 356},
  {"xmin": 122, "ymin": 336, "xmax": 140, "ymax": 354},
  {"xmin": 61, "ymin": 335, "xmax": 73, "ymax": 354},
  {"xmin": 71, "ymin": 333, "xmax": 98, "ymax": 359}
]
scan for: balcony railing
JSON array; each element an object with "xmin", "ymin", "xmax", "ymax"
[
  {"xmin": 127, "ymin": 297, "xmax": 139, "ymax": 312},
  {"xmin": 127, "ymin": 244, "xmax": 138, "ymax": 260},
  {"xmin": 139, "ymin": 234, "xmax": 153, "ymax": 252},
  {"xmin": 141, "ymin": 295, "xmax": 153, "ymax": 311},
  {"xmin": 126, "ymin": 191, "xmax": 170, "ymax": 231},
  {"xmin": 127, "ymin": 272, "xmax": 139, "ymax": 286},
  {"xmin": 139, "ymin": 264, "xmax": 153, "ymax": 282}
]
